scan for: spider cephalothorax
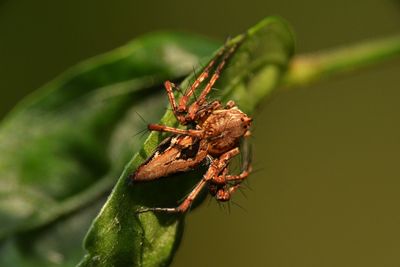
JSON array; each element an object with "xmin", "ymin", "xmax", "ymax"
[{"xmin": 130, "ymin": 41, "xmax": 252, "ymax": 213}]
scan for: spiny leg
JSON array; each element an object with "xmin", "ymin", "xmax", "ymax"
[
  {"xmin": 186, "ymin": 44, "xmax": 240, "ymax": 120},
  {"xmin": 148, "ymin": 123, "xmax": 203, "ymax": 138},
  {"xmin": 211, "ymin": 162, "xmax": 251, "ymax": 184},
  {"xmin": 137, "ymin": 148, "xmax": 240, "ymax": 213},
  {"xmin": 137, "ymin": 179, "xmax": 208, "ymax": 213},
  {"xmin": 215, "ymin": 147, "xmax": 240, "ymax": 168},
  {"xmin": 197, "ymin": 44, "xmax": 238, "ymax": 106},
  {"xmin": 177, "ymin": 46, "xmax": 227, "ymax": 113},
  {"xmin": 224, "ymin": 164, "xmax": 252, "ymax": 182},
  {"xmin": 215, "ymin": 151, "xmax": 252, "ymax": 202},
  {"xmin": 164, "ymin": 47, "xmax": 228, "ymax": 124},
  {"xmin": 163, "ymin": 81, "xmax": 185, "ymax": 123},
  {"xmin": 215, "ymin": 183, "xmax": 241, "ymax": 202}
]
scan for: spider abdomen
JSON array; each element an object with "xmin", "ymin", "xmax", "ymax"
[{"xmin": 201, "ymin": 107, "xmax": 252, "ymax": 155}]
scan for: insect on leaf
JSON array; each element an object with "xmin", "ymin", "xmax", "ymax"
[{"xmin": 79, "ymin": 17, "xmax": 294, "ymax": 267}]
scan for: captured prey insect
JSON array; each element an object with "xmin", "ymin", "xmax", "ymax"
[{"xmin": 129, "ymin": 41, "xmax": 253, "ymax": 213}]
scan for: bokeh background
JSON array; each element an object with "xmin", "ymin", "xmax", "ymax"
[{"xmin": 1, "ymin": 1, "xmax": 400, "ymax": 266}]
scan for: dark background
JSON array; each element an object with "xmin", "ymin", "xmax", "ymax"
[{"xmin": 1, "ymin": 1, "xmax": 400, "ymax": 266}]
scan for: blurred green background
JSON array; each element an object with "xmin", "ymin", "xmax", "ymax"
[{"xmin": 1, "ymin": 1, "xmax": 400, "ymax": 266}]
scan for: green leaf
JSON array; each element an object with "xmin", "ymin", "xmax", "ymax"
[
  {"xmin": 0, "ymin": 197, "xmax": 107, "ymax": 267},
  {"xmin": 79, "ymin": 17, "xmax": 294, "ymax": 267},
  {"xmin": 0, "ymin": 32, "xmax": 219, "ymax": 266}
]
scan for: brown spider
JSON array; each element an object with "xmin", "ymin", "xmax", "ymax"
[{"xmin": 130, "ymin": 42, "xmax": 252, "ymax": 213}]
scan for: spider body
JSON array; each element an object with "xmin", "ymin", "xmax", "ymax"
[
  {"xmin": 199, "ymin": 103, "xmax": 252, "ymax": 156},
  {"xmin": 133, "ymin": 135, "xmax": 207, "ymax": 181},
  {"xmin": 131, "ymin": 41, "xmax": 252, "ymax": 213}
]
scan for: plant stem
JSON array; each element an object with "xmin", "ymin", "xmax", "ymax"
[{"xmin": 283, "ymin": 35, "xmax": 400, "ymax": 87}]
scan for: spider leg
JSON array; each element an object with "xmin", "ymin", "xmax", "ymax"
[
  {"xmin": 186, "ymin": 44, "xmax": 239, "ymax": 120},
  {"xmin": 164, "ymin": 46, "xmax": 229, "ymax": 124},
  {"xmin": 148, "ymin": 123, "xmax": 203, "ymax": 138},
  {"xmin": 163, "ymin": 81, "xmax": 186, "ymax": 123},
  {"xmin": 211, "ymin": 163, "xmax": 252, "ymax": 184},
  {"xmin": 212, "ymin": 150, "xmax": 252, "ymax": 201},
  {"xmin": 137, "ymin": 179, "xmax": 208, "ymax": 213},
  {"xmin": 138, "ymin": 148, "xmax": 240, "ymax": 213},
  {"xmin": 177, "ymin": 46, "xmax": 227, "ymax": 113},
  {"xmin": 213, "ymin": 148, "xmax": 240, "ymax": 170},
  {"xmin": 224, "ymin": 164, "xmax": 252, "ymax": 182},
  {"xmin": 197, "ymin": 45, "xmax": 238, "ymax": 106},
  {"xmin": 215, "ymin": 183, "xmax": 241, "ymax": 202}
]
